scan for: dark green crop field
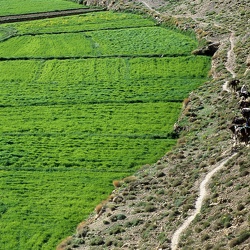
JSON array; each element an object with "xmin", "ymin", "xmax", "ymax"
[{"xmin": 0, "ymin": 8, "xmax": 211, "ymax": 250}]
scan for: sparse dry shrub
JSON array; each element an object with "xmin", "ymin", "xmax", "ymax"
[
  {"xmin": 95, "ymin": 200, "xmax": 108, "ymax": 214},
  {"xmin": 201, "ymin": 233, "xmax": 210, "ymax": 241},
  {"xmin": 123, "ymin": 175, "xmax": 137, "ymax": 183},
  {"xmin": 173, "ymin": 178, "xmax": 183, "ymax": 187},
  {"xmin": 177, "ymin": 136, "xmax": 186, "ymax": 146},
  {"xmin": 76, "ymin": 222, "xmax": 89, "ymax": 238},
  {"xmin": 107, "ymin": 194, "xmax": 115, "ymax": 201},
  {"xmin": 103, "ymin": 220, "xmax": 110, "ymax": 225},
  {"xmin": 183, "ymin": 97, "xmax": 190, "ymax": 109},
  {"xmin": 110, "ymin": 214, "xmax": 126, "ymax": 222},
  {"xmin": 126, "ymin": 194, "xmax": 136, "ymax": 200},
  {"xmin": 90, "ymin": 236, "xmax": 105, "ymax": 246},
  {"xmin": 208, "ymin": 158, "xmax": 216, "ymax": 165},
  {"xmin": 237, "ymin": 203, "xmax": 245, "ymax": 211},
  {"xmin": 199, "ymin": 162, "xmax": 207, "ymax": 168},
  {"xmin": 240, "ymin": 170, "xmax": 249, "ymax": 177},
  {"xmin": 183, "ymin": 204, "xmax": 195, "ymax": 212},
  {"xmin": 109, "ymin": 224, "xmax": 125, "ymax": 235},
  {"xmin": 168, "ymin": 153, "xmax": 176, "ymax": 161},
  {"xmin": 194, "ymin": 227, "xmax": 202, "ymax": 233},
  {"xmin": 56, "ymin": 236, "xmax": 73, "ymax": 250},
  {"xmin": 156, "ymin": 164, "xmax": 165, "ymax": 170},
  {"xmin": 229, "ymin": 231, "xmax": 250, "ymax": 247},
  {"xmin": 107, "ymin": 203, "xmax": 117, "ymax": 211},
  {"xmin": 76, "ymin": 221, "xmax": 87, "ymax": 235},
  {"xmin": 121, "ymin": 190, "xmax": 129, "ymax": 196},
  {"xmin": 112, "ymin": 180, "xmax": 124, "ymax": 188},
  {"xmin": 176, "ymin": 152, "xmax": 185, "ymax": 159},
  {"xmin": 204, "ymin": 244, "xmax": 213, "ymax": 250},
  {"xmin": 95, "ymin": 203, "xmax": 103, "ymax": 214},
  {"xmin": 145, "ymin": 204, "xmax": 157, "ymax": 212},
  {"xmin": 182, "ymin": 105, "xmax": 191, "ymax": 116},
  {"xmin": 156, "ymin": 171, "xmax": 166, "ymax": 178}
]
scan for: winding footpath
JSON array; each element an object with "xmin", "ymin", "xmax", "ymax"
[
  {"xmin": 171, "ymin": 25, "xmax": 238, "ymax": 250},
  {"xmin": 170, "ymin": 153, "xmax": 236, "ymax": 250},
  {"xmin": 223, "ymin": 31, "xmax": 237, "ymax": 92},
  {"xmin": 225, "ymin": 31, "xmax": 237, "ymax": 79}
]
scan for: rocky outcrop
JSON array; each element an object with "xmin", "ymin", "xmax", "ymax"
[{"xmin": 192, "ymin": 41, "xmax": 220, "ymax": 57}]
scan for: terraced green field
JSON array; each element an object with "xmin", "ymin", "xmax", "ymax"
[
  {"xmin": 0, "ymin": 0, "xmax": 84, "ymax": 16},
  {"xmin": 0, "ymin": 9, "xmax": 211, "ymax": 250},
  {"xmin": 0, "ymin": 27, "xmax": 198, "ymax": 57}
]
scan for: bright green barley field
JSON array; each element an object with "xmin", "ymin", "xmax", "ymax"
[{"xmin": 0, "ymin": 2, "xmax": 211, "ymax": 249}]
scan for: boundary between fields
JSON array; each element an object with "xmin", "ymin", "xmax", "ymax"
[
  {"xmin": 0, "ymin": 53, "xmax": 197, "ymax": 61},
  {"xmin": 0, "ymin": 8, "xmax": 105, "ymax": 24}
]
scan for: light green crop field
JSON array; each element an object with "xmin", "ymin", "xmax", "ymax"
[
  {"xmin": 0, "ymin": 27, "xmax": 198, "ymax": 58},
  {"xmin": 0, "ymin": 0, "xmax": 84, "ymax": 16},
  {"xmin": 0, "ymin": 9, "xmax": 211, "ymax": 250},
  {"xmin": 1, "ymin": 11, "xmax": 155, "ymax": 34}
]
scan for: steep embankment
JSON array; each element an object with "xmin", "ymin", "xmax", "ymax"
[{"xmin": 58, "ymin": 1, "xmax": 249, "ymax": 249}]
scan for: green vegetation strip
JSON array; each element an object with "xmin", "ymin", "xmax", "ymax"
[
  {"xmin": 0, "ymin": 11, "xmax": 155, "ymax": 35},
  {"xmin": 0, "ymin": 57, "xmax": 210, "ymax": 106},
  {"xmin": 0, "ymin": 0, "xmax": 84, "ymax": 16},
  {"xmin": 0, "ymin": 27, "xmax": 198, "ymax": 58},
  {"xmin": 1, "ymin": 102, "xmax": 179, "ymax": 172},
  {"xmin": 0, "ymin": 9, "xmax": 211, "ymax": 250}
]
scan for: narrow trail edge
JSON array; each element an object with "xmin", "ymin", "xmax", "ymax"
[
  {"xmin": 171, "ymin": 152, "xmax": 237, "ymax": 250},
  {"xmin": 223, "ymin": 31, "xmax": 237, "ymax": 92}
]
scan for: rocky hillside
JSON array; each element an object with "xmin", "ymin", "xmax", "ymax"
[{"xmin": 58, "ymin": 1, "xmax": 250, "ymax": 249}]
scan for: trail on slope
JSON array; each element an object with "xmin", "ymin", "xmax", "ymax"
[
  {"xmin": 170, "ymin": 152, "xmax": 236, "ymax": 250},
  {"xmin": 138, "ymin": 0, "xmax": 160, "ymax": 15},
  {"xmin": 225, "ymin": 32, "xmax": 237, "ymax": 78},
  {"xmin": 223, "ymin": 31, "xmax": 237, "ymax": 92}
]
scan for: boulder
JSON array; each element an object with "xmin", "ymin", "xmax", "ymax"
[{"xmin": 192, "ymin": 41, "xmax": 220, "ymax": 56}]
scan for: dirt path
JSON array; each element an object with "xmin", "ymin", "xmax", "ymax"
[
  {"xmin": 0, "ymin": 8, "xmax": 103, "ymax": 24},
  {"xmin": 138, "ymin": 0, "xmax": 160, "ymax": 15},
  {"xmin": 170, "ymin": 152, "xmax": 237, "ymax": 250},
  {"xmin": 225, "ymin": 32, "xmax": 237, "ymax": 79},
  {"xmin": 223, "ymin": 31, "xmax": 237, "ymax": 92}
]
